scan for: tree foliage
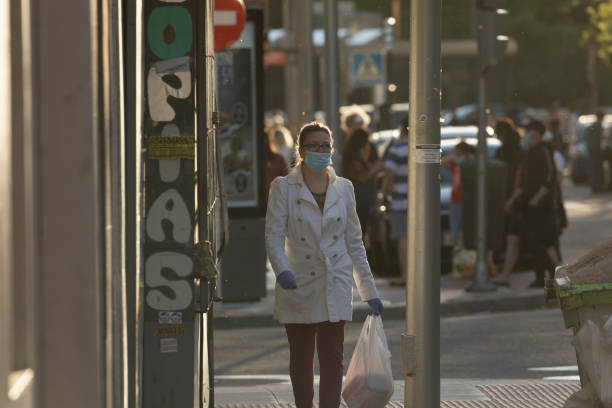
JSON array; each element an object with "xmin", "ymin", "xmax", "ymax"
[
  {"xmin": 504, "ymin": 0, "xmax": 593, "ymax": 107},
  {"xmin": 582, "ymin": 1, "xmax": 612, "ymax": 65}
]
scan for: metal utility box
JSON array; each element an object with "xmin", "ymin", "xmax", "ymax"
[
  {"xmin": 460, "ymin": 159, "xmax": 507, "ymax": 251},
  {"xmin": 220, "ymin": 218, "xmax": 267, "ymax": 301},
  {"xmin": 554, "ymin": 275, "xmax": 612, "ymax": 392},
  {"xmin": 216, "ymin": 10, "xmax": 268, "ymax": 302}
]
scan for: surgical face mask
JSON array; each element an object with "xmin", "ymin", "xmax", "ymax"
[{"xmin": 304, "ymin": 151, "xmax": 332, "ymax": 172}]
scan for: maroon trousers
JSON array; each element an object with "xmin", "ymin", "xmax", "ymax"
[{"xmin": 284, "ymin": 320, "xmax": 346, "ymax": 408}]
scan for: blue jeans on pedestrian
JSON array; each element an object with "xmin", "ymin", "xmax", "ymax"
[{"xmin": 450, "ymin": 202, "xmax": 462, "ymax": 246}]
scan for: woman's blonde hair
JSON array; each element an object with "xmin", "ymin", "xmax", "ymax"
[{"xmin": 294, "ymin": 121, "xmax": 334, "ymax": 165}]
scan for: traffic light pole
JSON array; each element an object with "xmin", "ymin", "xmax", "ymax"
[
  {"xmin": 469, "ymin": 69, "xmax": 496, "ymax": 292},
  {"xmin": 469, "ymin": 3, "xmax": 501, "ymax": 292},
  {"xmin": 404, "ymin": 0, "xmax": 441, "ymax": 406}
]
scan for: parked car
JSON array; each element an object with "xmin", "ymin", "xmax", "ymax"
[
  {"xmin": 450, "ymin": 103, "xmax": 508, "ymax": 126},
  {"xmin": 568, "ymin": 114, "xmax": 612, "ymax": 184},
  {"xmin": 366, "ymin": 126, "xmax": 500, "ymax": 276},
  {"xmin": 371, "ymin": 125, "xmax": 493, "ymax": 159}
]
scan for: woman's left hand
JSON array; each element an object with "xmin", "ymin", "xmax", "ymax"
[{"xmin": 366, "ymin": 298, "xmax": 384, "ymax": 316}]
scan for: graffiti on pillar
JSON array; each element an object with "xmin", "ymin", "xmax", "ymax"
[
  {"xmin": 144, "ymin": 0, "xmax": 194, "ymax": 313},
  {"xmin": 142, "ymin": 0, "xmax": 197, "ymax": 405}
]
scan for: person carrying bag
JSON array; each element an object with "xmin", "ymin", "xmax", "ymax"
[{"xmin": 265, "ymin": 121, "xmax": 383, "ymax": 408}]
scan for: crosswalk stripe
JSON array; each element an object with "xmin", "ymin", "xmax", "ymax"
[
  {"xmin": 542, "ymin": 375, "xmax": 581, "ymax": 381},
  {"xmin": 528, "ymin": 365, "xmax": 578, "ymax": 372}
]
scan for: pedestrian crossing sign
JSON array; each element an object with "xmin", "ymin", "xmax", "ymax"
[{"xmin": 351, "ymin": 51, "xmax": 385, "ymax": 86}]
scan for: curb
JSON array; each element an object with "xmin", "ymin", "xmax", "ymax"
[{"xmin": 212, "ymin": 292, "xmax": 559, "ymax": 329}]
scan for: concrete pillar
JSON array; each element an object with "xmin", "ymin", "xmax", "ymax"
[{"xmin": 32, "ymin": 0, "xmax": 106, "ymax": 406}]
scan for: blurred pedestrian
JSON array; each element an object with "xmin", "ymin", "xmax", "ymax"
[
  {"xmin": 545, "ymin": 99, "xmax": 561, "ymax": 131},
  {"xmin": 566, "ymin": 105, "xmax": 579, "ymax": 145},
  {"xmin": 341, "ymin": 105, "xmax": 371, "ymax": 144},
  {"xmin": 269, "ymin": 124, "xmax": 295, "ymax": 169},
  {"xmin": 550, "ymin": 139, "xmax": 568, "ymax": 262},
  {"xmin": 504, "ymin": 120, "xmax": 560, "ymax": 288},
  {"xmin": 441, "ymin": 141, "xmax": 476, "ymax": 246},
  {"xmin": 343, "ymin": 128, "xmax": 384, "ymax": 234},
  {"xmin": 265, "ymin": 121, "xmax": 383, "ymax": 408},
  {"xmin": 493, "ymin": 118, "xmax": 524, "ymax": 286},
  {"xmin": 494, "ymin": 118, "xmax": 523, "ymax": 203},
  {"xmin": 381, "ymin": 116, "xmax": 409, "ymax": 286},
  {"xmin": 587, "ymin": 111, "xmax": 605, "ymax": 193},
  {"xmin": 264, "ymin": 129, "xmax": 289, "ymax": 205},
  {"xmin": 549, "ymin": 118, "xmax": 567, "ymax": 158}
]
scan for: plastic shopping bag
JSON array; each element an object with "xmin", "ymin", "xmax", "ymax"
[
  {"xmin": 341, "ymin": 315, "xmax": 394, "ymax": 408},
  {"xmin": 452, "ymin": 242, "xmax": 476, "ymax": 279}
]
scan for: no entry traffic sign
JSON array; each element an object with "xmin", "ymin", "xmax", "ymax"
[{"xmin": 214, "ymin": 0, "xmax": 246, "ymax": 52}]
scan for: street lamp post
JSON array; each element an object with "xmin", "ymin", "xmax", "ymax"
[
  {"xmin": 404, "ymin": 0, "xmax": 441, "ymax": 406},
  {"xmin": 324, "ymin": 0, "xmax": 342, "ymax": 174},
  {"xmin": 469, "ymin": 0, "xmax": 508, "ymax": 292}
]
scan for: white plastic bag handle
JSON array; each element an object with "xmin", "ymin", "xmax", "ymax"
[{"xmin": 371, "ymin": 315, "xmax": 392, "ymax": 359}]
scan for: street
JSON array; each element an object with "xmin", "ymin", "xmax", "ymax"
[
  {"xmin": 214, "ymin": 309, "xmax": 576, "ymax": 381},
  {"xmin": 214, "ymin": 181, "xmax": 609, "ymax": 385}
]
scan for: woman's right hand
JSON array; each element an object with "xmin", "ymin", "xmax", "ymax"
[{"xmin": 277, "ymin": 270, "xmax": 297, "ymax": 290}]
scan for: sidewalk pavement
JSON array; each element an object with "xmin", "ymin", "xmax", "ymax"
[
  {"xmin": 213, "ymin": 378, "xmax": 581, "ymax": 407},
  {"xmin": 213, "ymin": 269, "xmax": 555, "ymax": 329}
]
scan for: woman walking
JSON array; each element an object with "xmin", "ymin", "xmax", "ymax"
[
  {"xmin": 498, "ymin": 120, "xmax": 560, "ymax": 287},
  {"xmin": 493, "ymin": 118, "xmax": 524, "ymax": 286},
  {"xmin": 265, "ymin": 121, "xmax": 383, "ymax": 408},
  {"xmin": 342, "ymin": 128, "xmax": 384, "ymax": 234}
]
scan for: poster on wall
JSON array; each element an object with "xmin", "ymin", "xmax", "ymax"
[{"xmin": 216, "ymin": 22, "xmax": 260, "ymax": 210}]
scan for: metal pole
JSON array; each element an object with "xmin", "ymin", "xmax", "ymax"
[
  {"xmin": 469, "ymin": 73, "xmax": 495, "ymax": 291},
  {"xmin": 123, "ymin": 0, "xmax": 143, "ymax": 403},
  {"xmin": 324, "ymin": 0, "xmax": 342, "ymax": 174},
  {"xmin": 295, "ymin": 0, "xmax": 314, "ymax": 124},
  {"xmin": 103, "ymin": 0, "xmax": 129, "ymax": 405},
  {"xmin": 469, "ymin": 10, "xmax": 496, "ymax": 292},
  {"xmin": 404, "ymin": 0, "xmax": 441, "ymax": 406}
]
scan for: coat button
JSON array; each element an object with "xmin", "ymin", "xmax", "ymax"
[
  {"xmin": 300, "ymin": 237, "xmax": 306, "ymax": 242},
  {"xmin": 337, "ymin": 217, "xmax": 341, "ymax": 222},
  {"xmin": 298, "ymin": 217, "xmax": 302, "ymax": 222},
  {"xmin": 306, "ymin": 255, "xmax": 310, "ymax": 259},
  {"xmin": 310, "ymin": 271, "xmax": 315, "ymax": 276},
  {"xmin": 333, "ymin": 235, "xmax": 338, "ymax": 240}
]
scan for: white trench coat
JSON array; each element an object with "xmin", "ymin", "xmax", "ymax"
[{"xmin": 265, "ymin": 165, "xmax": 379, "ymax": 324}]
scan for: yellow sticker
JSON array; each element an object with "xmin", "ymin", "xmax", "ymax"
[
  {"xmin": 154, "ymin": 325, "xmax": 186, "ymax": 337},
  {"xmin": 148, "ymin": 136, "xmax": 195, "ymax": 160}
]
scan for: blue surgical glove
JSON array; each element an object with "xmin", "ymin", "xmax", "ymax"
[
  {"xmin": 277, "ymin": 270, "xmax": 297, "ymax": 290},
  {"xmin": 366, "ymin": 298, "xmax": 384, "ymax": 316}
]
